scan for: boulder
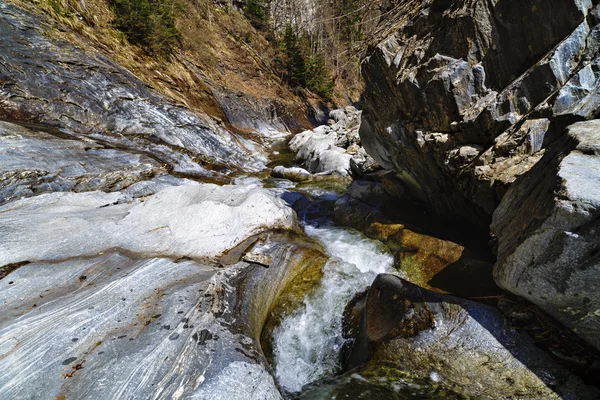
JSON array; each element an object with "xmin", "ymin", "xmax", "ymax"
[
  {"xmin": 0, "ymin": 182, "xmax": 297, "ymax": 266},
  {"xmin": 289, "ymin": 127, "xmax": 352, "ymax": 176},
  {"xmin": 359, "ymin": 0, "xmax": 600, "ymax": 229},
  {"xmin": 492, "ymin": 120, "xmax": 600, "ymax": 350},
  {"xmin": 289, "ymin": 108, "xmax": 371, "ymax": 177},
  {"xmin": 271, "ymin": 166, "xmax": 312, "ymax": 182},
  {"xmin": 343, "ymin": 274, "xmax": 599, "ymax": 399}
]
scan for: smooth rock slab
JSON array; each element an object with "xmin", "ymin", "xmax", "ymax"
[
  {"xmin": 0, "ymin": 2, "xmax": 262, "ymax": 177},
  {"xmin": 0, "ymin": 253, "xmax": 281, "ymax": 400},
  {"xmin": 0, "ymin": 121, "xmax": 164, "ymax": 204},
  {"xmin": 0, "ymin": 182, "xmax": 297, "ymax": 266}
]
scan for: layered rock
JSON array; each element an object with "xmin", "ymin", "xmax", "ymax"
[
  {"xmin": 0, "ymin": 179, "xmax": 304, "ymax": 399},
  {"xmin": 343, "ymin": 274, "xmax": 599, "ymax": 399},
  {"xmin": 0, "ymin": 121, "xmax": 166, "ymax": 204},
  {"xmin": 0, "ymin": 2, "xmax": 264, "ymax": 180},
  {"xmin": 360, "ymin": 0, "xmax": 600, "ymax": 228},
  {"xmin": 359, "ymin": 0, "xmax": 600, "ymax": 349},
  {"xmin": 493, "ymin": 120, "xmax": 600, "ymax": 350}
]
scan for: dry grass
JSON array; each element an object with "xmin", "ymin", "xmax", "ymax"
[{"xmin": 7, "ymin": 0, "xmax": 306, "ymax": 125}]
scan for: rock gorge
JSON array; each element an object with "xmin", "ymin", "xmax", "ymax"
[{"xmin": 0, "ymin": 0, "xmax": 599, "ymax": 399}]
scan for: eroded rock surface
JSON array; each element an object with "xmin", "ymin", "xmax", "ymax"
[
  {"xmin": 0, "ymin": 121, "xmax": 165, "ymax": 204},
  {"xmin": 0, "ymin": 180, "xmax": 305, "ymax": 399},
  {"xmin": 493, "ymin": 120, "xmax": 600, "ymax": 350},
  {"xmin": 343, "ymin": 274, "xmax": 599, "ymax": 399},
  {"xmin": 360, "ymin": 0, "xmax": 600, "ymax": 228},
  {"xmin": 0, "ymin": 1, "xmax": 264, "ymax": 179},
  {"xmin": 0, "ymin": 182, "xmax": 297, "ymax": 265}
]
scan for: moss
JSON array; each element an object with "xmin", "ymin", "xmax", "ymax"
[
  {"xmin": 355, "ymin": 361, "xmax": 467, "ymax": 399},
  {"xmin": 296, "ymin": 175, "xmax": 351, "ymax": 195},
  {"xmin": 260, "ymin": 248, "xmax": 327, "ymax": 361}
]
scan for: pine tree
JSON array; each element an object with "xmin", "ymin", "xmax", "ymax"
[
  {"xmin": 283, "ymin": 24, "xmax": 306, "ymax": 87},
  {"xmin": 244, "ymin": 0, "xmax": 270, "ymax": 30},
  {"xmin": 109, "ymin": 0, "xmax": 181, "ymax": 58}
]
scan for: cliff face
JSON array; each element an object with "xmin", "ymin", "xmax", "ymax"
[
  {"xmin": 360, "ymin": 0, "xmax": 600, "ymax": 225},
  {"xmin": 359, "ymin": 0, "xmax": 600, "ymax": 349}
]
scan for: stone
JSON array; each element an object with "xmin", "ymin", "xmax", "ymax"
[
  {"xmin": 334, "ymin": 181, "xmax": 498, "ymax": 297},
  {"xmin": 271, "ymin": 166, "xmax": 312, "ymax": 182},
  {"xmin": 0, "ymin": 233, "xmax": 325, "ymax": 400},
  {"xmin": 492, "ymin": 120, "xmax": 600, "ymax": 350},
  {"xmin": 0, "ymin": 182, "xmax": 298, "ymax": 266},
  {"xmin": 359, "ymin": 0, "xmax": 600, "ymax": 229},
  {"xmin": 343, "ymin": 274, "xmax": 599, "ymax": 399},
  {"xmin": 0, "ymin": 177, "xmax": 322, "ymax": 400},
  {"xmin": 0, "ymin": 121, "xmax": 165, "ymax": 205},
  {"xmin": 289, "ymin": 108, "xmax": 369, "ymax": 177}
]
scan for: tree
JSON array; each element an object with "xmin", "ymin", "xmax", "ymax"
[
  {"xmin": 283, "ymin": 24, "xmax": 306, "ymax": 86},
  {"xmin": 305, "ymin": 56, "xmax": 334, "ymax": 102},
  {"xmin": 109, "ymin": 0, "xmax": 181, "ymax": 58},
  {"xmin": 244, "ymin": 0, "xmax": 270, "ymax": 30}
]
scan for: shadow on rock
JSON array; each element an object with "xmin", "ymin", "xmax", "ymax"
[{"xmin": 342, "ymin": 274, "xmax": 599, "ymax": 399}]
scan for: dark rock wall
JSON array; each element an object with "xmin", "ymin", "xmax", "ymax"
[
  {"xmin": 360, "ymin": 0, "xmax": 600, "ymax": 228},
  {"xmin": 360, "ymin": 0, "xmax": 600, "ymax": 348}
]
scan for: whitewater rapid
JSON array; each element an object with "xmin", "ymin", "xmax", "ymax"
[{"xmin": 272, "ymin": 221, "xmax": 395, "ymax": 393}]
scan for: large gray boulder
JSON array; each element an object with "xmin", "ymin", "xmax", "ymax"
[
  {"xmin": 343, "ymin": 274, "xmax": 599, "ymax": 399},
  {"xmin": 493, "ymin": 120, "xmax": 600, "ymax": 350},
  {"xmin": 359, "ymin": 0, "xmax": 600, "ymax": 229}
]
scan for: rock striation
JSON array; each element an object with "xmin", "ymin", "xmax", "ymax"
[
  {"xmin": 0, "ymin": 179, "xmax": 302, "ymax": 399},
  {"xmin": 359, "ymin": 0, "xmax": 600, "ymax": 349},
  {"xmin": 0, "ymin": 2, "xmax": 264, "ymax": 180},
  {"xmin": 0, "ymin": 121, "xmax": 165, "ymax": 205}
]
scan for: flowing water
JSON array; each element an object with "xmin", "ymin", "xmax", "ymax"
[{"xmin": 271, "ymin": 208, "xmax": 396, "ymax": 394}]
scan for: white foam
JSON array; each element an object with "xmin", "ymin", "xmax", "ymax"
[{"xmin": 272, "ymin": 224, "xmax": 394, "ymax": 393}]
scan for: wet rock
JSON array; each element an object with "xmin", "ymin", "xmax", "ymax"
[
  {"xmin": 0, "ymin": 182, "xmax": 319, "ymax": 399},
  {"xmin": 492, "ymin": 120, "xmax": 600, "ymax": 350},
  {"xmin": 333, "ymin": 180, "xmax": 498, "ymax": 297},
  {"xmin": 271, "ymin": 166, "xmax": 311, "ymax": 182},
  {"xmin": 0, "ymin": 2, "xmax": 263, "ymax": 179},
  {"xmin": 343, "ymin": 274, "xmax": 599, "ymax": 399}
]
